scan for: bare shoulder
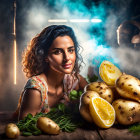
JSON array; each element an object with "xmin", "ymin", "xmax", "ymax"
[
  {"xmin": 19, "ymin": 89, "xmax": 42, "ymax": 120},
  {"xmin": 21, "ymin": 88, "xmax": 42, "ymax": 111},
  {"xmin": 23, "ymin": 88, "xmax": 41, "ymax": 102}
]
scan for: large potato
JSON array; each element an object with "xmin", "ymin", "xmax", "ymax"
[
  {"xmin": 79, "ymin": 91, "xmax": 100, "ymax": 123},
  {"xmin": 85, "ymin": 82, "xmax": 114, "ymax": 103},
  {"xmin": 116, "ymin": 74, "xmax": 140, "ymax": 102},
  {"xmin": 112, "ymin": 99, "xmax": 140, "ymax": 125},
  {"xmin": 37, "ymin": 117, "xmax": 60, "ymax": 135},
  {"xmin": 5, "ymin": 123, "xmax": 20, "ymax": 138}
]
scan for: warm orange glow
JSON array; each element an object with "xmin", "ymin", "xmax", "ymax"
[
  {"xmin": 13, "ymin": 1, "xmax": 16, "ymax": 85},
  {"xmin": 14, "ymin": 40, "xmax": 17, "ymax": 85}
]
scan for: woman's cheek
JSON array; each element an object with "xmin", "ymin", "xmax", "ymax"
[
  {"xmin": 71, "ymin": 54, "xmax": 76, "ymax": 62},
  {"xmin": 56, "ymin": 55, "xmax": 63, "ymax": 64},
  {"xmin": 51, "ymin": 55, "xmax": 63, "ymax": 64}
]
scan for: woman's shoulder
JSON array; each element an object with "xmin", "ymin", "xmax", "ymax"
[
  {"xmin": 24, "ymin": 75, "xmax": 48, "ymax": 92},
  {"xmin": 24, "ymin": 75, "xmax": 40, "ymax": 89}
]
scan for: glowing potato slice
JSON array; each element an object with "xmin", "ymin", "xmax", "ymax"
[
  {"xmin": 89, "ymin": 97, "xmax": 115, "ymax": 128},
  {"xmin": 99, "ymin": 60, "xmax": 122, "ymax": 86}
]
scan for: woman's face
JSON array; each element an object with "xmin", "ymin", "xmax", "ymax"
[{"xmin": 46, "ymin": 35, "xmax": 76, "ymax": 74}]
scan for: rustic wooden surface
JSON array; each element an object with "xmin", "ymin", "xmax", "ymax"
[{"xmin": 0, "ymin": 112, "xmax": 140, "ymax": 140}]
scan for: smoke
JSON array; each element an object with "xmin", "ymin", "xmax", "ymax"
[
  {"xmin": 0, "ymin": 0, "xmax": 140, "ymax": 111},
  {"xmin": 22, "ymin": 0, "xmax": 140, "ymax": 79},
  {"xmin": 105, "ymin": 0, "xmax": 140, "ymax": 78},
  {"xmin": 19, "ymin": 0, "xmax": 117, "ymax": 78},
  {"xmin": 114, "ymin": 47, "xmax": 140, "ymax": 78}
]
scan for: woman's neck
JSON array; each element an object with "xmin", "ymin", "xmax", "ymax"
[{"xmin": 44, "ymin": 68, "xmax": 65, "ymax": 88}]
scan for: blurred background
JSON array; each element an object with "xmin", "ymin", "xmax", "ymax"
[{"xmin": 0, "ymin": 0, "xmax": 140, "ymax": 111}]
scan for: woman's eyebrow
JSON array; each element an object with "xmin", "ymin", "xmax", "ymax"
[
  {"xmin": 52, "ymin": 46, "xmax": 75, "ymax": 50},
  {"xmin": 52, "ymin": 48, "xmax": 63, "ymax": 51},
  {"xmin": 68, "ymin": 46, "xmax": 75, "ymax": 49}
]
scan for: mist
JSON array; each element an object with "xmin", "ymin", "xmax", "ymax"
[{"xmin": 0, "ymin": 0, "xmax": 140, "ymax": 111}]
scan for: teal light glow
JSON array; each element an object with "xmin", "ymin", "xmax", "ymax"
[
  {"xmin": 91, "ymin": 44, "xmax": 120, "ymax": 77},
  {"xmin": 91, "ymin": 19, "xmax": 102, "ymax": 23},
  {"xmin": 47, "ymin": 19, "xmax": 102, "ymax": 23}
]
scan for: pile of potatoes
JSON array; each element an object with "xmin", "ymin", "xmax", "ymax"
[{"xmin": 79, "ymin": 73, "xmax": 140, "ymax": 125}]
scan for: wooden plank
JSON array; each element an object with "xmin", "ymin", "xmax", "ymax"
[
  {"xmin": 0, "ymin": 126, "xmax": 101, "ymax": 140},
  {"xmin": 0, "ymin": 112, "xmax": 101, "ymax": 140},
  {"xmin": 98, "ymin": 125, "xmax": 140, "ymax": 140}
]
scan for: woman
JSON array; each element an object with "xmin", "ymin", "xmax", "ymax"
[{"xmin": 14, "ymin": 25, "xmax": 88, "ymax": 120}]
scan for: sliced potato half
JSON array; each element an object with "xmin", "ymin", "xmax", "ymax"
[
  {"xmin": 99, "ymin": 60, "xmax": 122, "ymax": 86},
  {"xmin": 89, "ymin": 97, "xmax": 115, "ymax": 128}
]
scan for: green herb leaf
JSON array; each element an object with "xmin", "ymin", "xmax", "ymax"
[
  {"xmin": 128, "ymin": 123, "xmax": 140, "ymax": 135},
  {"xmin": 22, "ymin": 131, "xmax": 32, "ymax": 136},
  {"xmin": 70, "ymin": 96, "xmax": 77, "ymax": 100},
  {"xmin": 78, "ymin": 91, "xmax": 83, "ymax": 97},
  {"xmin": 58, "ymin": 103, "xmax": 66, "ymax": 112},
  {"xmin": 70, "ymin": 90, "xmax": 78, "ymax": 97},
  {"xmin": 27, "ymin": 113, "xmax": 33, "ymax": 119},
  {"xmin": 32, "ymin": 130, "xmax": 42, "ymax": 135}
]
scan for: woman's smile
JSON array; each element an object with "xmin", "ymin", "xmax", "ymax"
[{"xmin": 62, "ymin": 63, "xmax": 72, "ymax": 69}]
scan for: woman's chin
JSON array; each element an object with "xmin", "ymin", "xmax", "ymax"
[{"xmin": 63, "ymin": 69, "xmax": 73, "ymax": 74}]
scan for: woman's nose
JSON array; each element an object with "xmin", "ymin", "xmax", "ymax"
[{"xmin": 63, "ymin": 51, "xmax": 70, "ymax": 62}]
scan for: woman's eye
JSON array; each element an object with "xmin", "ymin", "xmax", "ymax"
[
  {"xmin": 68, "ymin": 49, "xmax": 75, "ymax": 53},
  {"xmin": 53, "ymin": 50, "xmax": 62, "ymax": 55}
]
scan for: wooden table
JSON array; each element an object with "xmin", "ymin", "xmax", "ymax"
[{"xmin": 0, "ymin": 112, "xmax": 140, "ymax": 140}]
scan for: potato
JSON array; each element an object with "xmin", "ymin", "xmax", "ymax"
[
  {"xmin": 37, "ymin": 117, "xmax": 60, "ymax": 134},
  {"xmin": 116, "ymin": 73, "xmax": 140, "ymax": 102},
  {"xmin": 99, "ymin": 60, "xmax": 122, "ymax": 86},
  {"xmin": 112, "ymin": 99, "xmax": 140, "ymax": 125},
  {"xmin": 109, "ymin": 86, "xmax": 121, "ymax": 100},
  {"xmin": 85, "ymin": 82, "xmax": 114, "ymax": 103},
  {"xmin": 80, "ymin": 91, "xmax": 100, "ymax": 105},
  {"xmin": 79, "ymin": 104, "xmax": 93, "ymax": 123},
  {"xmin": 5, "ymin": 123, "xmax": 20, "ymax": 138},
  {"xmin": 79, "ymin": 91, "xmax": 99, "ymax": 123}
]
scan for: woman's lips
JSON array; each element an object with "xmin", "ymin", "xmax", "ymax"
[{"xmin": 62, "ymin": 63, "xmax": 72, "ymax": 69}]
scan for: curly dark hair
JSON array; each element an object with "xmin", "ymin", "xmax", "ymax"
[{"xmin": 22, "ymin": 25, "xmax": 83, "ymax": 78}]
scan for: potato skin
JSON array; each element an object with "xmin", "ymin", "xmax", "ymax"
[
  {"xmin": 116, "ymin": 74, "xmax": 140, "ymax": 102},
  {"xmin": 80, "ymin": 91, "xmax": 100, "ymax": 105},
  {"xmin": 112, "ymin": 99, "xmax": 140, "ymax": 125},
  {"xmin": 37, "ymin": 117, "xmax": 60, "ymax": 134},
  {"xmin": 85, "ymin": 82, "xmax": 114, "ymax": 103},
  {"xmin": 79, "ymin": 91, "xmax": 99, "ymax": 123},
  {"xmin": 79, "ymin": 104, "xmax": 93, "ymax": 123},
  {"xmin": 5, "ymin": 123, "xmax": 20, "ymax": 138}
]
